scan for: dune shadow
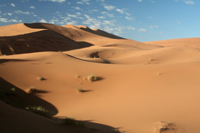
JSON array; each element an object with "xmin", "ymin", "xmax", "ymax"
[
  {"xmin": 78, "ymin": 27, "xmax": 125, "ymax": 39},
  {"xmin": 24, "ymin": 23, "xmax": 48, "ymax": 29},
  {"xmin": 53, "ymin": 117, "xmax": 122, "ymax": 133},
  {"xmin": 0, "ymin": 27, "xmax": 94, "ymax": 55},
  {"xmin": 0, "ymin": 77, "xmax": 124, "ymax": 132},
  {"xmin": 0, "ymin": 77, "xmax": 58, "ymax": 116},
  {"xmin": 67, "ymin": 53, "xmax": 111, "ymax": 64},
  {"xmin": 0, "ymin": 59, "xmax": 30, "ymax": 64},
  {"xmin": 90, "ymin": 52, "xmax": 100, "ymax": 58}
]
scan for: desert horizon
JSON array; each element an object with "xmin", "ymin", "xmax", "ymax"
[{"xmin": 0, "ymin": 22, "xmax": 200, "ymax": 133}]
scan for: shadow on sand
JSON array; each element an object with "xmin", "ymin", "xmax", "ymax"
[{"xmin": 0, "ymin": 77, "xmax": 123, "ymax": 133}]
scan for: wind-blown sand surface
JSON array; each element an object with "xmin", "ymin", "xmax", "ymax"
[{"xmin": 0, "ymin": 23, "xmax": 200, "ymax": 133}]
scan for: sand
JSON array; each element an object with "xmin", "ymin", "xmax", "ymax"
[{"xmin": 0, "ymin": 23, "xmax": 200, "ymax": 133}]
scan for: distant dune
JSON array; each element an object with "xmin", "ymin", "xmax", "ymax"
[{"xmin": 0, "ymin": 23, "xmax": 200, "ymax": 133}]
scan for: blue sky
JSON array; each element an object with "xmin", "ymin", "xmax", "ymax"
[{"xmin": 0, "ymin": 0, "xmax": 199, "ymax": 42}]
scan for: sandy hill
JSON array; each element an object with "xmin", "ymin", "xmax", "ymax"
[{"xmin": 0, "ymin": 23, "xmax": 200, "ymax": 133}]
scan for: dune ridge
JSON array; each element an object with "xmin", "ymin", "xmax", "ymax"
[{"xmin": 0, "ymin": 23, "xmax": 200, "ymax": 133}]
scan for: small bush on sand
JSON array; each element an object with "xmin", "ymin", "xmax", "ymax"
[
  {"xmin": 63, "ymin": 117, "xmax": 85, "ymax": 127},
  {"xmin": 77, "ymin": 87, "xmax": 83, "ymax": 93},
  {"xmin": 63, "ymin": 117, "xmax": 76, "ymax": 125},
  {"xmin": 38, "ymin": 76, "xmax": 44, "ymax": 81},
  {"xmin": 25, "ymin": 106, "xmax": 52, "ymax": 118},
  {"xmin": 28, "ymin": 86, "xmax": 37, "ymax": 94},
  {"xmin": 87, "ymin": 74, "xmax": 97, "ymax": 82}
]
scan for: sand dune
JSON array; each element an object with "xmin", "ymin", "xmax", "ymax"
[{"xmin": 0, "ymin": 23, "xmax": 200, "ymax": 133}]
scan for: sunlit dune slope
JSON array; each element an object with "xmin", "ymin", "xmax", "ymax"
[{"xmin": 144, "ymin": 38, "xmax": 200, "ymax": 47}]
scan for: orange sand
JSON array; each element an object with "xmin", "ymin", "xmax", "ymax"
[{"xmin": 0, "ymin": 23, "xmax": 200, "ymax": 133}]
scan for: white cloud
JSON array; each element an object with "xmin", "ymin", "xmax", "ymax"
[
  {"xmin": 39, "ymin": 19, "xmax": 47, "ymax": 23},
  {"xmin": 138, "ymin": 0, "xmax": 142, "ymax": 2},
  {"xmin": 138, "ymin": 28, "xmax": 147, "ymax": 32},
  {"xmin": 125, "ymin": 16, "xmax": 134, "ymax": 20},
  {"xmin": 0, "ymin": 18, "xmax": 8, "ymax": 22},
  {"xmin": 0, "ymin": 18, "xmax": 22, "ymax": 23},
  {"xmin": 68, "ymin": 21, "xmax": 78, "ymax": 25},
  {"xmin": 116, "ymin": 9, "xmax": 124, "ymax": 14},
  {"xmin": 77, "ymin": 2, "xmax": 83, "ymax": 4},
  {"xmin": 127, "ymin": 26, "xmax": 136, "ymax": 30},
  {"xmin": 149, "ymin": 25, "xmax": 158, "ymax": 28},
  {"xmin": 101, "ymin": 12, "xmax": 114, "ymax": 17},
  {"xmin": 40, "ymin": 0, "xmax": 66, "ymax": 3},
  {"xmin": 14, "ymin": 10, "xmax": 30, "ymax": 15},
  {"xmin": 8, "ymin": 13, "xmax": 12, "ymax": 16},
  {"xmin": 149, "ymin": 16, "xmax": 153, "ymax": 19},
  {"xmin": 83, "ymin": 14, "xmax": 102, "ymax": 29},
  {"xmin": 104, "ymin": 5, "xmax": 115, "ymax": 11},
  {"xmin": 184, "ymin": 0, "xmax": 194, "ymax": 4},
  {"xmin": 73, "ymin": 7, "xmax": 81, "ymax": 10},
  {"xmin": 98, "ymin": 16, "xmax": 106, "ymax": 19},
  {"xmin": 30, "ymin": 6, "xmax": 35, "ymax": 9},
  {"xmin": 77, "ymin": 0, "xmax": 90, "ymax": 4},
  {"xmin": 82, "ymin": 0, "xmax": 90, "ymax": 2},
  {"xmin": 9, "ymin": 19, "xmax": 22, "ymax": 23},
  {"xmin": 11, "ymin": 3, "xmax": 15, "ymax": 7},
  {"xmin": 21, "ymin": 0, "xmax": 29, "ymax": 2}
]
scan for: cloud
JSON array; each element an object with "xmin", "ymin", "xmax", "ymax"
[
  {"xmin": 125, "ymin": 16, "xmax": 134, "ymax": 20},
  {"xmin": 21, "ymin": 0, "xmax": 30, "ymax": 2},
  {"xmin": 73, "ymin": 7, "xmax": 82, "ymax": 10},
  {"xmin": 91, "ymin": 9, "xmax": 98, "ymax": 12},
  {"xmin": 98, "ymin": 16, "xmax": 106, "ymax": 19},
  {"xmin": 83, "ymin": 14, "xmax": 102, "ymax": 29},
  {"xmin": 149, "ymin": 25, "xmax": 158, "ymax": 28},
  {"xmin": 11, "ymin": 3, "xmax": 15, "ymax": 7},
  {"xmin": 67, "ymin": 12, "xmax": 83, "ymax": 19},
  {"xmin": 30, "ymin": 6, "xmax": 35, "ymax": 9},
  {"xmin": 39, "ymin": 19, "xmax": 47, "ymax": 23},
  {"xmin": 77, "ymin": 2, "xmax": 83, "ymax": 4},
  {"xmin": 9, "ymin": 19, "xmax": 22, "ymax": 23},
  {"xmin": 0, "ymin": 18, "xmax": 22, "ymax": 23},
  {"xmin": 82, "ymin": 14, "xmax": 123, "ymax": 35},
  {"xmin": 68, "ymin": 21, "xmax": 78, "ymax": 25},
  {"xmin": 138, "ymin": 28, "xmax": 147, "ymax": 32},
  {"xmin": 14, "ymin": 10, "xmax": 30, "ymax": 15},
  {"xmin": 138, "ymin": 0, "xmax": 142, "ymax": 2},
  {"xmin": 0, "ymin": 18, "xmax": 8, "ymax": 22},
  {"xmin": 127, "ymin": 26, "xmax": 136, "ymax": 30},
  {"xmin": 104, "ymin": 5, "xmax": 115, "ymax": 11},
  {"xmin": 77, "ymin": 0, "xmax": 90, "ymax": 4},
  {"xmin": 101, "ymin": 12, "xmax": 114, "ymax": 17},
  {"xmin": 40, "ymin": 0, "xmax": 66, "ymax": 3},
  {"xmin": 116, "ymin": 9, "xmax": 124, "ymax": 14},
  {"xmin": 184, "ymin": 0, "xmax": 194, "ymax": 4},
  {"xmin": 8, "ymin": 13, "xmax": 12, "ymax": 16}
]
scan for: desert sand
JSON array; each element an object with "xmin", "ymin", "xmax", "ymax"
[{"xmin": 0, "ymin": 23, "xmax": 200, "ymax": 133}]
